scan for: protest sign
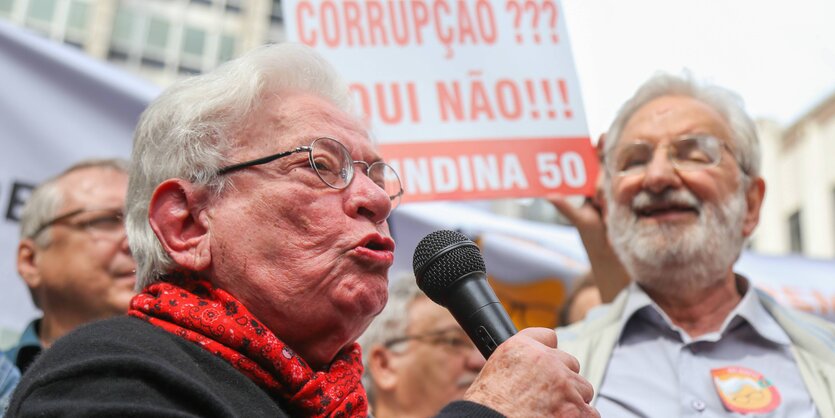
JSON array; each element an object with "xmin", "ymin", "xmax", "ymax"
[{"xmin": 284, "ymin": 0, "xmax": 598, "ymax": 202}]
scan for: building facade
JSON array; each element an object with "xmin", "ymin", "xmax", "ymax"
[
  {"xmin": 754, "ymin": 94, "xmax": 835, "ymax": 258},
  {"xmin": 0, "ymin": 0, "xmax": 282, "ymax": 86}
]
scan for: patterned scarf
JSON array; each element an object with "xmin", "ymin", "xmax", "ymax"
[{"xmin": 128, "ymin": 273, "xmax": 367, "ymax": 417}]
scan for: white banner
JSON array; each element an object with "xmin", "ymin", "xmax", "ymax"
[
  {"xmin": 283, "ymin": 0, "xmax": 599, "ymax": 202},
  {"xmin": 0, "ymin": 21, "xmax": 158, "ymax": 333}
]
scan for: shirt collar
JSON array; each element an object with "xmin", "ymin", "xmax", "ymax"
[
  {"xmin": 724, "ymin": 276, "xmax": 791, "ymax": 345},
  {"xmin": 5, "ymin": 319, "xmax": 42, "ymax": 368},
  {"xmin": 618, "ymin": 275, "xmax": 790, "ymax": 346}
]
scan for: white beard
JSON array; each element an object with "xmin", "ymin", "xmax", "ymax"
[{"xmin": 606, "ymin": 185, "xmax": 748, "ymax": 294}]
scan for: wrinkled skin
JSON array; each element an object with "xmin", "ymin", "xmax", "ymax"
[
  {"xmin": 464, "ymin": 328, "xmax": 600, "ymax": 418},
  {"xmin": 150, "ymin": 92, "xmax": 395, "ymax": 369},
  {"xmin": 18, "ymin": 167, "xmax": 136, "ymax": 347}
]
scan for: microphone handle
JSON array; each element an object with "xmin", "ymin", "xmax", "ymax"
[{"xmin": 444, "ymin": 272, "xmax": 518, "ymax": 359}]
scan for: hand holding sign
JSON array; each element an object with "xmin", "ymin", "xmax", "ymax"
[{"xmin": 285, "ymin": 0, "xmax": 597, "ymax": 203}]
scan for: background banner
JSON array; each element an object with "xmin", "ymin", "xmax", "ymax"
[{"xmin": 0, "ymin": 20, "xmax": 158, "ymax": 333}]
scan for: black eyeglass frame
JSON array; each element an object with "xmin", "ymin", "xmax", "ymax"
[
  {"xmin": 31, "ymin": 207, "xmax": 125, "ymax": 239},
  {"xmin": 216, "ymin": 137, "xmax": 404, "ymax": 203},
  {"xmin": 382, "ymin": 326, "xmax": 474, "ymax": 350}
]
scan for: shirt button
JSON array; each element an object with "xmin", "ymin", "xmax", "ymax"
[{"xmin": 692, "ymin": 400, "xmax": 706, "ymax": 411}]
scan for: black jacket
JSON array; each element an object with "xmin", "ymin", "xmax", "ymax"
[{"xmin": 7, "ymin": 316, "xmax": 502, "ymax": 417}]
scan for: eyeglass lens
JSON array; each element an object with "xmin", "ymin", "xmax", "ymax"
[
  {"xmin": 310, "ymin": 137, "xmax": 353, "ymax": 188},
  {"xmin": 310, "ymin": 138, "xmax": 403, "ymax": 208},
  {"xmin": 611, "ymin": 135, "xmax": 723, "ymax": 175},
  {"xmin": 38, "ymin": 208, "xmax": 125, "ymax": 240},
  {"xmin": 385, "ymin": 328, "xmax": 475, "ymax": 353},
  {"xmin": 366, "ymin": 163, "xmax": 403, "ymax": 205}
]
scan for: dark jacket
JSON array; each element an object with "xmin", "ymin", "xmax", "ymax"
[{"xmin": 7, "ymin": 316, "xmax": 501, "ymax": 417}]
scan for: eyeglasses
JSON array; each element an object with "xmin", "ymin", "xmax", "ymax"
[
  {"xmin": 31, "ymin": 207, "xmax": 125, "ymax": 241},
  {"xmin": 606, "ymin": 135, "xmax": 743, "ymax": 176},
  {"xmin": 384, "ymin": 327, "xmax": 476, "ymax": 354},
  {"xmin": 217, "ymin": 137, "xmax": 404, "ymax": 210}
]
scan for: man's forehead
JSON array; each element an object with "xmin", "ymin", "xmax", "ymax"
[
  {"xmin": 408, "ymin": 297, "xmax": 459, "ymax": 329},
  {"xmin": 57, "ymin": 168, "xmax": 127, "ymax": 209},
  {"xmin": 251, "ymin": 92, "xmax": 375, "ymax": 155},
  {"xmin": 59, "ymin": 167, "xmax": 126, "ymax": 192},
  {"xmin": 620, "ymin": 95, "xmax": 730, "ymax": 142}
]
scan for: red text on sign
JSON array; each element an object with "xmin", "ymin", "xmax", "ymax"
[
  {"xmin": 295, "ymin": 0, "xmax": 498, "ymax": 58},
  {"xmin": 437, "ymin": 72, "xmax": 573, "ymax": 122},
  {"xmin": 380, "ymin": 137, "xmax": 598, "ymax": 202}
]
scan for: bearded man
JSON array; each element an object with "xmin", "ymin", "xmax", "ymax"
[{"xmin": 557, "ymin": 73, "xmax": 835, "ymax": 418}]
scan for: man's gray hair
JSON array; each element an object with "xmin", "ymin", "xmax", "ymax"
[
  {"xmin": 19, "ymin": 158, "xmax": 130, "ymax": 247},
  {"xmin": 603, "ymin": 72, "xmax": 761, "ymax": 183},
  {"xmin": 356, "ymin": 274, "xmax": 426, "ymax": 407},
  {"xmin": 126, "ymin": 43, "xmax": 354, "ymax": 289}
]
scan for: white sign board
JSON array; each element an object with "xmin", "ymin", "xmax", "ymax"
[{"xmin": 283, "ymin": 0, "xmax": 599, "ymax": 202}]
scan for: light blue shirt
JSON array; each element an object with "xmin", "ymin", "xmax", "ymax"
[
  {"xmin": 595, "ymin": 280, "xmax": 820, "ymax": 418},
  {"xmin": 3, "ymin": 319, "xmax": 41, "ymax": 374},
  {"xmin": 0, "ymin": 355, "xmax": 20, "ymax": 417}
]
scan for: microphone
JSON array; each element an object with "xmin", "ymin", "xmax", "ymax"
[{"xmin": 412, "ymin": 230, "xmax": 518, "ymax": 359}]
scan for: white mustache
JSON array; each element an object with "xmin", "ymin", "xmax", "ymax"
[{"xmin": 631, "ymin": 189, "xmax": 701, "ymax": 211}]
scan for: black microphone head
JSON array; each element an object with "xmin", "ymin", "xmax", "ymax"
[{"xmin": 412, "ymin": 230, "xmax": 486, "ymax": 305}]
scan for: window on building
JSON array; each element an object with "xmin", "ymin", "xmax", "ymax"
[
  {"xmin": 182, "ymin": 26, "xmax": 206, "ymax": 56},
  {"xmin": 111, "ymin": 8, "xmax": 136, "ymax": 45},
  {"xmin": 0, "ymin": 0, "xmax": 14, "ymax": 15},
  {"xmin": 218, "ymin": 34, "xmax": 236, "ymax": 63},
  {"xmin": 146, "ymin": 17, "xmax": 170, "ymax": 50},
  {"xmin": 26, "ymin": 0, "xmax": 57, "ymax": 24},
  {"xmin": 180, "ymin": 26, "xmax": 206, "ymax": 73},
  {"xmin": 63, "ymin": 0, "xmax": 91, "ymax": 46},
  {"xmin": 226, "ymin": 0, "xmax": 242, "ymax": 13},
  {"xmin": 789, "ymin": 210, "xmax": 803, "ymax": 253},
  {"xmin": 141, "ymin": 56, "xmax": 165, "ymax": 69},
  {"xmin": 66, "ymin": 0, "xmax": 89, "ymax": 31},
  {"xmin": 270, "ymin": 0, "xmax": 283, "ymax": 23},
  {"xmin": 107, "ymin": 48, "xmax": 129, "ymax": 62}
]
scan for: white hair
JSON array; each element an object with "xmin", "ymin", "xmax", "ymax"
[
  {"xmin": 356, "ymin": 274, "xmax": 425, "ymax": 407},
  {"xmin": 603, "ymin": 71, "xmax": 761, "ymax": 184},
  {"xmin": 127, "ymin": 43, "xmax": 355, "ymax": 289},
  {"xmin": 20, "ymin": 158, "xmax": 130, "ymax": 247}
]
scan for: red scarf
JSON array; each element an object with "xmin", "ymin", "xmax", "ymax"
[{"xmin": 128, "ymin": 273, "xmax": 367, "ymax": 417}]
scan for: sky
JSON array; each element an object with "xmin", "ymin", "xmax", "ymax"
[{"xmin": 561, "ymin": 0, "xmax": 835, "ymax": 140}]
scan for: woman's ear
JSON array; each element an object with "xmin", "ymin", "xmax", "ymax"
[{"xmin": 148, "ymin": 179, "xmax": 212, "ymax": 271}]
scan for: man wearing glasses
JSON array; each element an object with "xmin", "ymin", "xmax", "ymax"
[
  {"xmin": 9, "ymin": 43, "xmax": 598, "ymax": 417},
  {"xmin": 358, "ymin": 275, "xmax": 486, "ymax": 418},
  {"xmin": 6, "ymin": 159, "xmax": 135, "ymax": 375},
  {"xmin": 557, "ymin": 74, "xmax": 835, "ymax": 417}
]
